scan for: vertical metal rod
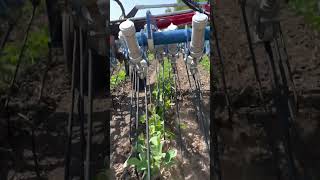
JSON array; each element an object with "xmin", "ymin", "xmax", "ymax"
[
  {"xmin": 195, "ymin": 74, "xmax": 209, "ymax": 153},
  {"xmin": 172, "ymin": 64, "xmax": 183, "ymax": 157},
  {"xmin": 64, "ymin": 30, "xmax": 77, "ymax": 180},
  {"xmin": 129, "ymin": 66, "xmax": 135, "ymax": 144},
  {"xmin": 211, "ymin": 13, "xmax": 233, "ymax": 122},
  {"xmin": 278, "ymin": 23, "xmax": 298, "ymax": 110},
  {"xmin": 85, "ymin": 49, "xmax": 93, "ymax": 180},
  {"xmin": 147, "ymin": 66, "xmax": 152, "ymax": 104},
  {"xmin": 136, "ymin": 69, "xmax": 140, "ymax": 147},
  {"xmin": 4, "ymin": 7, "xmax": 37, "ymax": 137},
  {"xmin": 0, "ymin": 23, "xmax": 14, "ymax": 52},
  {"xmin": 31, "ymin": 123, "xmax": 41, "ymax": 178},
  {"xmin": 274, "ymin": 38, "xmax": 296, "ymax": 122},
  {"xmin": 156, "ymin": 58, "xmax": 160, "ymax": 111},
  {"xmin": 264, "ymin": 41, "xmax": 297, "ymax": 180},
  {"xmin": 240, "ymin": 0, "xmax": 266, "ymax": 107},
  {"xmin": 144, "ymin": 78, "xmax": 151, "ymax": 180},
  {"xmin": 210, "ymin": 3, "xmax": 222, "ymax": 180},
  {"xmin": 162, "ymin": 58, "xmax": 166, "ymax": 140},
  {"xmin": 184, "ymin": 60, "xmax": 193, "ymax": 89},
  {"xmin": 79, "ymin": 26, "xmax": 85, "ymax": 180}
]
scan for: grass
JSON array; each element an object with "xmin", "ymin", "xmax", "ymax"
[
  {"xmin": 0, "ymin": 0, "xmax": 49, "ymax": 93},
  {"xmin": 289, "ymin": 0, "xmax": 320, "ymax": 30},
  {"xmin": 200, "ymin": 55, "xmax": 210, "ymax": 72},
  {"xmin": 110, "ymin": 67, "xmax": 126, "ymax": 90}
]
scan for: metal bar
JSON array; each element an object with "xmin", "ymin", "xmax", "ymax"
[
  {"xmin": 85, "ymin": 49, "xmax": 93, "ymax": 180},
  {"xmin": 111, "ymin": 9, "xmax": 194, "ymax": 23},
  {"xmin": 144, "ymin": 78, "xmax": 151, "ymax": 180},
  {"xmin": 278, "ymin": 23, "xmax": 299, "ymax": 112},
  {"xmin": 162, "ymin": 58, "xmax": 166, "ymax": 140},
  {"xmin": 264, "ymin": 41, "xmax": 297, "ymax": 180},
  {"xmin": 129, "ymin": 66, "xmax": 135, "ymax": 144},
  {"xmin": 134, "ymin": 2, "xmax": 207, "ymax": 10},
  {"xmin": 211, "ymin": 13, "xmax": 233, "ymax": 123},
  {"xmin": 4, "ymin": 6, "xmax": 37, "ymax": 137},
  {"xmin": 210, "ymin": 2, "xmax": 222, "ymax": 180},
  {"xmin": 0, "ymin": 23, "xmax": 14, "ymax": 52},
  {"xmin": 64, "ymin": 30, "xmax": 77, "ymax": 180},
  {"xmin": 79, "ymin": 26, "xmax": 85, "ymax": 180},
  {"xmin": 135, "ymin": 69, "xmax": 140, "ymax": 147}
]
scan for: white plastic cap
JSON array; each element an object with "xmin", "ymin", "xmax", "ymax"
[
  {"xmin": 119, "ymin": 19, "xmax": 136, "ymax": 36},
  {"xmin": 166, "ymin": 23, "xmax": 178, "ymax": 31},
  {"xmin": 192, "ymin": 12, "xmax": 208, "ymax": 29}
]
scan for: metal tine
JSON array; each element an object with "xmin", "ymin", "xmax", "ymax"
[
  {"xmin": 3, "ymin": 5, "xmax": 37, "ymax": 137},
  {"xmin": 64, "ymin": 29, "xmax": 78, "ymax": 180},
  {"xmin": 264, "ymin": 41, "xmax": 298, "ymax": 180},
  {"xmin": 129, "ymin": 66, "xmax": 135, "ymax": 144},
  {"xmin": 208, "ymin": 2, "xmax": 222, "ymax": 179},
  {"xmin": 240, "ymin": 0, "xmax": 267, "ymax": 110},
  {"xmin": 85, "ymin": 48, "xmax": 93, "ymax": 180},
  {"xmin": 211, "ymin": 13, "xmax": 234, "ymax": 124},
  {"xmin": 273, "ymin": 36, "xmax": 297, "ymax": 123},
  {"xmin": 136, "ymin": 68, "xmax": 140, "ymax": 148},
  {"xmin": 162, "ymin": 55, "xmax": 166, "ymax": 140},
  {"xmin": 79, "ymin": 26, "xmax": 85, "ymax": 180},
  {"xmin": 278, "ymin": 23, "xmax": 299, "ymax": 113},
  {"xmin": 144, "ymin": 77, "xmax": 151, "ymax": 180}
]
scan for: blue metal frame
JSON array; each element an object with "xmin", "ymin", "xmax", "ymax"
[{"xmin": 136, "ymin": 26, "xmax": 210, "ymax": 46}]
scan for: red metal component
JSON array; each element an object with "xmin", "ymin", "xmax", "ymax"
[
  {"xmin": 111, "ymin": 4, "xmax": 211, "ymax": 37},
  {"xmin": 155, "ymin": 4, "xmax": 211, "ymax": 29}
]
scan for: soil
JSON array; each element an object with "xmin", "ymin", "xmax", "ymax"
[{"xmin": 0, "ymin": 1, "xmax": 320, "ymax": 180}]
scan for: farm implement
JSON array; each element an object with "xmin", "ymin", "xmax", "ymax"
[{"xmin": 0, "ymin": 0, "xmax": 314, "ymax": 180}]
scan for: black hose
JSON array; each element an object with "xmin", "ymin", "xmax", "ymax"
[{"xmin": 114, "ymin": 0, "xmax": 126, "ymax": 18}]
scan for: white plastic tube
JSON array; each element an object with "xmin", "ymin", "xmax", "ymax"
[
  {"xmin": 119, "ymin": 19, "xmax": 141, "ymax": 63},
  {"xmin": 190, "ymin": 12, "xmax": 208, "ymax": 59}
]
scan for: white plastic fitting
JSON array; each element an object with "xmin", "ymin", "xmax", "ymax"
[
  {"xmin": 139, "ymin": 59, "xmax": 148, "ymax": 79},
  {"xmin": 119, "ymin": 19, "xmax": 142, "ymax": 64},
  {"xmin": 165, "ymin": 23, "xmax": 179, "ymax": 56},
  {"xmin": 190, "ymin": 12, "xmax": 208, "ymax": 59}
]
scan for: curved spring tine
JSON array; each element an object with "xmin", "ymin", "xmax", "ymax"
[{"xmin": 240, "ymin": 1, "xmax": 267, "ymax": 110}]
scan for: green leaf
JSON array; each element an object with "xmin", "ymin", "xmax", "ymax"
[
  {"xmin": 137, "ymin": 159, "xmax": 148, "ymax": 171},
  {"xmin": 180, "ymin": 123, "xmax": 188, "ymax": 130},
  {"xmin": 127, "ymin": 157, "xmax": 140, "ymax": 166},
  {"xmin": 150, "ymin": 136, "xmax": 159, "ymax": 146},
  {"xmin": 164, "ymin": 149, "xmax": 177, "ymax": 163}
]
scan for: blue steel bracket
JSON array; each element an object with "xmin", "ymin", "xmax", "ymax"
[
  {"xmin": 136, "ymin": 26, "xmax": 210, "ymax": 47},
  {"xmin": 146, "ymin": 10, "xmax": 155, "ymax": 51}
]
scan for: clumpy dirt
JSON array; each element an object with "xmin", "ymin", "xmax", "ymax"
[
  {"xmin": 1, "ymin": 1, "xmax": 320, "ymax": 180},
  {"xmin": 110, "ymin": 57, "xmax": 210, "ymax": 180},
  {"xmin": 212, "ymin": 0, "xmax": 320, "ymax": 179}
]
